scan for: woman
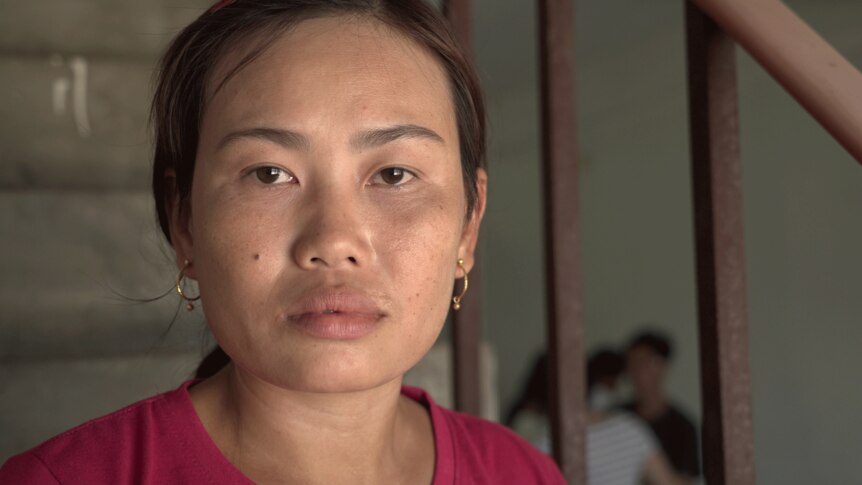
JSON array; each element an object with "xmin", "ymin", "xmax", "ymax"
[{"xmin": 0, "ymin": 1, "xmax": 564, "ymax": 483}]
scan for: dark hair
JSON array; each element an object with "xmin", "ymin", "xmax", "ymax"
[
  {"xmin": 504, "ymin": 353, "xmax": 549, "ymax": 425},
  {"xmin": 504, "ymin": 348, "xmax": 626, "ymax": 425},
  {"xmin": 196, "ymin": 345, "xmax": 232, "ymax": 379},
  {"xmin": 151, "ymin": 0, "xmax": 486, "ymax": 243},
  {"xmin": 586, "ymin": 348, "xmax": 623, "ymax": 391},
  {"xmin": 627, "ymin": 330, "xmax": 673, "ymax": 361}
]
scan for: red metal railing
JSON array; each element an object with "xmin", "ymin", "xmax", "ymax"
[
  {"xmin": 445, "ymin": 0, "xmax": 861, "ymax": 483},
  {"xmin": 692, "ymin": 0, "xmax": 862, "ymax": 166},
  {"xmin": 685, "ymin": 6, "xmax": 756, "ymax": 483},
  {"xmin": 444, "ymin": 0, "xmax": 483, "ymax": 418},
  {"xmin": 537, "ymin": 0, "xmax": 587, "ymax": 481}
]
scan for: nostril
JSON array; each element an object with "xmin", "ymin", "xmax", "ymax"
[{"xmin": 306, "ymin": 256, "xmax": 357, "ymax": 267}]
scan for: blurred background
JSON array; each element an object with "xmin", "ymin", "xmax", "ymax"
[{"xmin": 1, "ymin": 0, "xmax": 861, "ymax": 483}]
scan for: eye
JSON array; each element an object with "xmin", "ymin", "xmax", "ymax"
[
  {"xmin": 372, "ymin": 167, "xmax": 415, "ymax": 186},
  {"xmin": 253, "ymin": 166, "xmax": 296, "ymax": 185}
]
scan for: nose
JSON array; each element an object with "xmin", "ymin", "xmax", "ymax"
[{"xmin": 291, "ymin": 193, "xmax": 373, "ymax": 270}]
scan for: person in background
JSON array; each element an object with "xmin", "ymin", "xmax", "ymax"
[
  {"xmin": 584, "ymin": 350, "xmax": 686, "ymax": 485},
  {"xmin": 623, "ymin": 330, "xmax": 701, "ymax": 483},
  {"xmin": 507, "ymin": 350, "xmax": 688, "ymax": 485},
  {"xmin": 586, "ymin": 348, "xmax": 624, "ymax": 412},
  {"xmin": 504, "ymin": 354, "xmax": 551, "ymax": 448}
]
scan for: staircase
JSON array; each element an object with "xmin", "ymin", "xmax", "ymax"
[{"xmin": 0, "ymin": 0, "xmax": 214, "ymax": 461}]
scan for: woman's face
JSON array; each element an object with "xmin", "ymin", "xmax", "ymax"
[{"xmin": 170, "ymin": 16, "xmax": 486, "ymax": 392}]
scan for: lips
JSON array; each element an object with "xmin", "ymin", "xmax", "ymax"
[{"xmin": 284, "ymin": 289, "xmax": 386, "ymax": 340}]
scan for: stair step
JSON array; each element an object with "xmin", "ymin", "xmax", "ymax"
[
  {"xmin": 0, "ymin": 352, "xmax": 203, "ymax": 462},
  {"xmin": 0, "ymin": 191, "xmax": 206, "ymax": 359}
]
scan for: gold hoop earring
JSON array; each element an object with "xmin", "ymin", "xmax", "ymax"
[
  {"xmin": 452, "ymin": 259, "xmax": 469, "ymax": 311},
  {"xmin": 176, "ymin": 259, "xmax": 201, "ymax": 311}
]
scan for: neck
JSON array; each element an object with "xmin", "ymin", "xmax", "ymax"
[
  {"xmin": 190, "ymin": 366, "xmax": 434, "ymax": 484},
  {"xmin": 635, "ymin": 391, "xmax": 668, "ymax": 421},
  {"xmin": 586, "ymin": 408, "xmax": 608, "ymax": 425}
]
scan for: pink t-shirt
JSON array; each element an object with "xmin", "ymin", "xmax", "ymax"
[{"xmin": 0, "ymin": 381, "xmax": 565, "ymax": 484}]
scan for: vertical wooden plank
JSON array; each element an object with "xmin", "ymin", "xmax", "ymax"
[
  {"xmin": 443, "ymin": 0, "xmax": 482, "ymax": 417},
  {"xmin": 685, "ymin": 3, "xmax": 757, "ymax": 484},
  {"xmin": 538, "ymin": 0, "xmax": 586, "ymax": 481}
]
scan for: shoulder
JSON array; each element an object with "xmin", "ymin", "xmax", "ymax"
[
  {"xmin": 443, "ymin": 409, "xmax": 566, "ymax": 484},
  {"xmin": 586, "ymin": 414, "xmax": 658, "ymax": 483},
  {"xmin": 620, "ymin": 400, "xmax": 637, "ymax": 413},
  {"xmin": 403, "ymin": 387, "xmax": 565, "ymax": 484},
  {"xmin": 654, "ymin": 404, "xmax": 698, "ymax": 442},
  {"xmin": 590, "ymin": 413, "xmax": 657, "ymax": 450},
  {"xmin": 0, "ymin": 452, "xmax": 60, "ymax": 484},
  {"xmin": 0, "ymin": 382, "xmax": 200, "ymax": 485}
]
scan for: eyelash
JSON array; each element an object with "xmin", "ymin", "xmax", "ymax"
[
  {"xmin": 369, "ymin": 166, "xmax": 417, "ymax": 187},
  {"xmin": 250, "ymin": 166, "xmax": 297, "ymax": 185},
  {"xmin": 245, "ymin": 165, "xmax": 418, "ymax": 187}
]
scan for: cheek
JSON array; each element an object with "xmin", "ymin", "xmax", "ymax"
[
  {"xmin": 376, "ymin": 189, "xmax": 461, "ymax": 273},
  {"xmin": 371, "ymin": 190, "xmax": 462, "ymax": 338},
  {"xmin": 189, "ymin": 188, "xmax": 286, "ymax": 314},
  {"xmin": 196, "ymin": 195, "xmax": 266, "ymax": 262}
]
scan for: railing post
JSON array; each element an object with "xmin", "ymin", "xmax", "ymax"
[
  {"xmin": 691, "ymin": 0, "xmax": 862, "ymax": 166},
  {"xmin": 685, "ymin": 3, "xmax": 757, "ymax": 484},
  {"xmin": 538, "ymin": 0, "xmax": 587, "ymax": 482},
  {"xmin": 444, "ymin": 0, "xmax": 482, "ymax": 417}
]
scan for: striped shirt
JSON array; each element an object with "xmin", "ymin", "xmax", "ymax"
[{"xmin": 587, "ymin": 413, "xmax": 657, "ymax": 485}]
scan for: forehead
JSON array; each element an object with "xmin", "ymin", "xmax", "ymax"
[
  {"xmin": 628, "ymin": 345, "xmax": 659, "ymax": 359},
  {"xmin": 203, "ymin": 15, "xmax": 455, "ymax": 136}
]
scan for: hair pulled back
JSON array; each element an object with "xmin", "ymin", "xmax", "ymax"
[{"xmin": 151, "ymin": 0, "xmax": 486, "ymax": 243}]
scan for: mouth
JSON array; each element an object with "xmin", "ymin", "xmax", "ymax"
[{"xmin": 285, "ymin": 289, "xmax": 386, "ymax": 340}]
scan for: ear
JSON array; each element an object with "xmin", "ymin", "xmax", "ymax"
[
  {"xmin": 457, "ymin": 168, "xmax": 488, "ymax": 276},
  {"xmin": 164, "ymin": 169, "xmax": 197, "ymax": 279}
]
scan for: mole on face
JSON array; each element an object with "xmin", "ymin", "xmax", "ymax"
[{"xmin": 253, "ymin": 253, "xmax": 260, "ymax": 261}]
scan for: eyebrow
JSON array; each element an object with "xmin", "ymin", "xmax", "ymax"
[
  {"xmin": 217, "ymin": 127, "xmax": 310, "ymax": 151},
  {"xmin": 217, "ymin": 123, "xmax": 444, "ymax": 152},
  {"xmin": 351, "ymin": 124, "xmax": 445, "ymax": 150}
]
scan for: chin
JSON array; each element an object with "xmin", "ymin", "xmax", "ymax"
[
  {"xmin": 254, "ymin": 351, "xmax": 412, "ymax": 394},
  {"xmin": 296, "ymin": 375, "xmax": 399, "ymax": 394},
  {"xmin": 220, "ymin": 315, "xmax": 444, "ymax": 394}
]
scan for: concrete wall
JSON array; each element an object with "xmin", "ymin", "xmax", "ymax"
[
  {"xmin": 0, "ymin": 0, "xmax": 215, "ymax": 462},
  {"xmin": 2, "ymin": 0, "xmax": 861, "ymax": 483}
]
